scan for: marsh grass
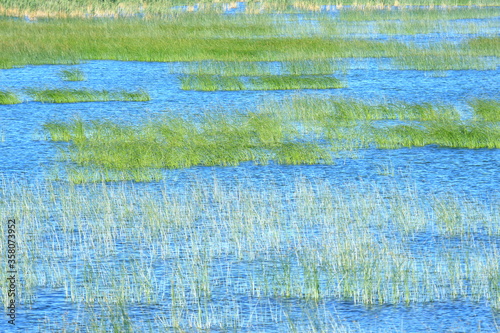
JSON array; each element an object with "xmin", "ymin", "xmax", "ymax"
[
  {"xmin": 180, "ymin": 74, "xmax": 344, "ymax": 91},
  {"xmin": 249, "ymin": 75, "xmax": 344, "ymax": 90},
  {"xmin": 375, "ymin": 121, "xmax": 500, "ymax": 149},
  {"xmin": 42, "ymin": 97, "xmax": 499, "ymax": 180},
  {"xmin": 26, "ymin": 88, "xmax": 150, "ymax": 103},
  {"xmin": 176, "ymin": 61, "xmax": 275, "ymax": 76},
  {"xmin": 58, "ymin": 68, "xmax": 86, "ymax": 81},
  {"xmin": 0, "ymin": 90, "xmax": 21, "ymax": 104},
  {"xmin": 469, "ymin": 99, "xmax": 500, "ymax": 121}
]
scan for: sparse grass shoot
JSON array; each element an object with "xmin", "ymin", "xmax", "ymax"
[{"xmin": 59, "ymin": 68, "xmax": 86, "ymax": 81}]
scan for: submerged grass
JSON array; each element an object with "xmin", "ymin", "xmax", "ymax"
[
  {"xmin": 0, "ymin": 90, "xmax": 21, "ymax": 104},
  {"xmin": 2, "ymin": 175, "xmax": 500, "ymax": 330},
  {"xmin": 58, "ymin": 68, "xmax": 86, "ymax": 81},
  {"xmin": 339, "ymin": 7, "xmax": 500, "ymax": 22},
  {"xmin": 26, "ymin": 88, "xmax": 150, "ymax": 103}
]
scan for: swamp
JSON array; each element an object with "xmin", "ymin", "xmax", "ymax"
[{"xmin": 0, "ymin": 0, "xmax": 500, "ymax": 331}]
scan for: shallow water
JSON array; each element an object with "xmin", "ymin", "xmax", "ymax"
[{"xmin": 1, "ymin": 16, "xmax": 500, "ymax": 332}]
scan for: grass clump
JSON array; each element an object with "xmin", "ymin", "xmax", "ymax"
[
  {"xmin": 26, "ymin": 88, "xmax": 150, "ymax": 103},
  {"xmin": 179, "ymin": 75, "xmax": 246, "ymax": 91},
  {"xmin": 59, "ymin": 68, "xmax": 86, "ymax": 81},
  {"xmin": 249, "ymin": 75, "xmax": 344, "ymax": 90},
  {"xmin": 176, "ymin": 61, "xmax": 274, "ymax": 76},
  {"xmin": 180, "ymin": 74, "xmax": 344, "ymax": 91},
  {"xmin": 0, "ymin": 90, "xmax": 21, "ymax": 104},
  {"xmin": 470, "ymin": 99, "xmax": 500, "ymax": 121}
]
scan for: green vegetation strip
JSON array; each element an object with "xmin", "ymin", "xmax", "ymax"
[
  {"xmin": 26, "ymin": 88, "xmax": 150, "ymax": 103},
  {"xmin": 0, "ymin": 90, "xmax": 21, "ymax": 104},
  {"xmin": 0, "ymin": 15, "xmax": 498, "ymax": 69},
  {"xmin": 179, "ymin": 74, "xmax": 344, "ymax": 91},
  {"xmin": 43, "ymin": 97, "xmax": 500, "ymax": 182}
]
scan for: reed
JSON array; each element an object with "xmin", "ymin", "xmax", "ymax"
[{"xmin": 26, "ymin": 88, "xmax": 150, "ymax": 103}]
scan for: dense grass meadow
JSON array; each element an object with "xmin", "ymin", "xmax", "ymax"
[{"xmin": 1, "ymin": 1, "xmax": 500, "ymax": 332}]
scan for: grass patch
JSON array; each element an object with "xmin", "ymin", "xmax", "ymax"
[
  {"xmin": 249, "ymin": 75, "xmax": 344, "ymax": 90},
  {"xmin": 0, "ymin": 90, "xmax": 21, "ymax": 104},
  {"xmin": 470, "ymin": 99, "xmax": 500, "ymax": 121},
  {"xmin": 58, "ymin": 68, "xmax": 86, "ymax": 81},
  {"xmin": 41, "ymin": 96, "xmax": 498, "ymax": 181},
  {"xmin": 26, "ymin": 88, "xmax": 150, "ymax": 103},
  {"xmin": 180, "ymin": 74, "xmax": 344, "ymax": 91},
  {"xmin": 176, "ymin": 61, "xmax": 275, "ymax": 76}
]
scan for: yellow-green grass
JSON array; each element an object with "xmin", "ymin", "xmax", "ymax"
[
  {"xmin": 26, "ymin": 88, "xmax": 150, "ymax": 103},
  {"xmin": 469, "ymin": 99, "xmax": 500, "ymax": 121},
  {"xmin": 374, "ymin": 121, "xmax": 500, "ymax": 149},
  {"xmin": 249, "ymin": 75, "xmax": 344, "ymax": 90},
  {"xmin": 179, "ymin": 74, "xmax": 344, "ymax": 91},
  {"xmin": 0, "ymin": 90, "xmax": 21, "ymax": 104}
]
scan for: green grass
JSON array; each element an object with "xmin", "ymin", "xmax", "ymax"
[
  {"xmin": 26, "ymin": 88, "xmax": 150, "ymax": 103},
  {"xmin": 58, "ymin": 68, "xmax": 86, "ymax": 81},
  {"xmin": 0, "ymin": 13, "xmax": 495, "ymax": 70},
  {"xmin": 180, "ymin": 74, "xmax": 344, "ymax": 91},
  {"xmin": 0, "ymin": 17, "xmax": 414, "ymax": 68},
  {"xmin": 249, "ymin": 75, "xmax": 344, "ymax": 90},
  {"xmin": 179, "ymin": 74, "xmax": 247, "ymax": 91},
  {"xmin": 176, "ymin": 61, "xmax": 275, "ymax": 76},
  {"xmin": 0, "ymin": 90, "xmax": 21, "ymax": 104},
  {"xmin": 374, "ymin": 121, "xmax": 500, "ymax": 149},
  {"xmin": 469, "ymin": 99, "xmax": 500, "ymax": 121},
  {"xmin": 41, "ymin": 97, "xmax": 500, "ymax": 182}
]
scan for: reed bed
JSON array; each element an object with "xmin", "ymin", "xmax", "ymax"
[
  {"xmin": 58, "ymin": 68, "xmax": 86, "ymax": 81},
  {"xmin": 26, "ymin": 88, "xmax": 150, "ymax": 103},
  {"xmin": 1, "ymin": 176, "xmax": 500, "ymax": 330},
  {"xmin": 0, "ymin": 90, "xmax": 21, "ymax": 104},
  {"xmin": 180, "ymin": 74, "xmax": 344, "ymax": 91}
]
